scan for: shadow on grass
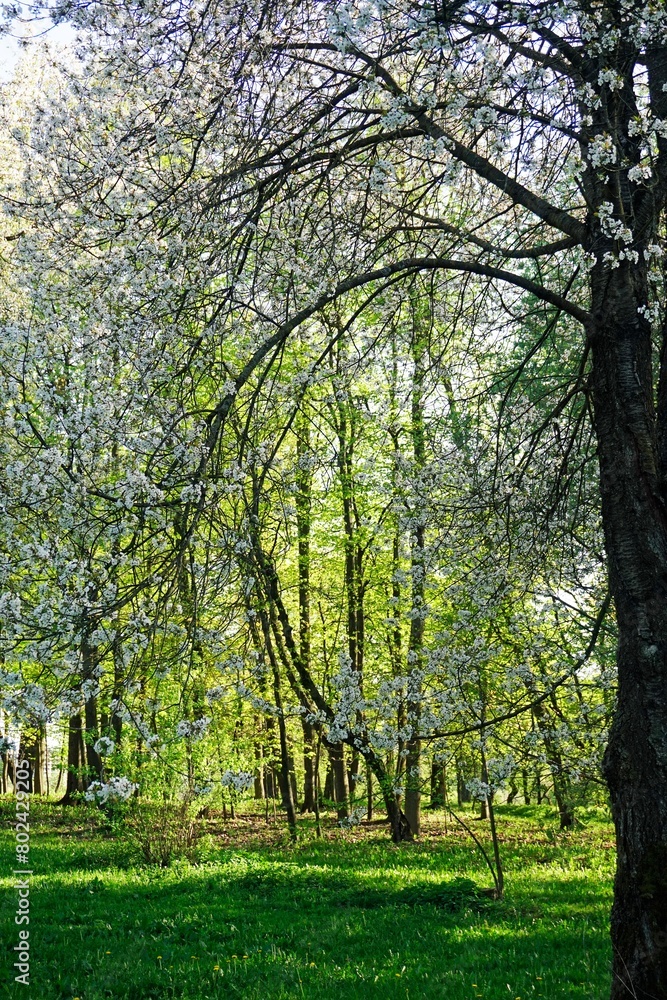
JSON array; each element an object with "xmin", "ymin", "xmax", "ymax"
[{"xmin": 0, "ymin": 849, "xmax": 612, "ymax": 1000}]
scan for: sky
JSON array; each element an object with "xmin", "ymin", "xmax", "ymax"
[{"xmin": 0, "ymin": 15, "xmax": 75, "ymax": 81}]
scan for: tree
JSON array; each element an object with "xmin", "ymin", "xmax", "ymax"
[{"xmin": 4, "ymin": 1, "xmax": 667, "ymax": 993}]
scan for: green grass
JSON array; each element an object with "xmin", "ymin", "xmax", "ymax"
[{"xmin": 0, "ymin": 801, "xmax": 614, "ymax": 999}]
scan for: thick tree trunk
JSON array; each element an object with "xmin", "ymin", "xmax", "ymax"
[{"xmin": 589, "ymin": 261, "xmax": 667, "ymax": 999}]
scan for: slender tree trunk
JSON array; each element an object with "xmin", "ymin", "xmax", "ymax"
[
  {"xmin": 258, "ymin": 605, "xmax": 297, "ymax": 841},
  {"xmin": 430, "ymin": 762, "xmax": 446, "ymax": 808},
  {"xmin": 254, "ymin": 717, "xmax": 266, "ymax": 800},
  {"xmin": 334, "ymin": 372, "xmax": 366, "ymax": 822},
  {"xmin": 323, "ymin": 764, "xmax": 334, "ymax": 804},
  {"xmin": 314, "ymin": 727, "xmax": 322, "ymax": 837},
  {"xmin": 366, "ymin": 767, "xmax": 374, "ymax": 821},
  {"xmin": 359, "ymin": 742, "xmax": 412, "ymax": 843},
  {"xmin": 405, "ymin": 309, "xmax": 427, "ymax": 837},
  {"xmin": 81, "ymin": 626, "xmax": 102, "ymax": 783},
  {"xmin": 35, "ymin": 727, "xmax": 45, "ymax": 795},
  {"xmin": 457, "ymin": 760, "xmax": 472, "ymax": 806},
  {"xmin": 479, "ymin": 763, "xmax": 489, "ymax": 821},
  {"xmin": 388, "ymin": 335, "xmax": 406, "ymax": 803},
  {"xmin": 326, "ymin": 740, "xmax": 350, "ymax": 820},
  {"xmin": 111, "ymin": 631, "xmax": 124, "ymax": 747},
  {"xmin": 60, "ymin": 713, "xmax": 86, "ymax": 804},
  {"xmin": 21, "ymin": 728, "xmax": 46, "ymax": 794},
  {"xmin": 525, "ymin": 675, "xmax": 574, "ymax": 828},
  {"xmin": 20, "ymin": 731, "xmax": 37, "ymax": 794},
  {"xmin": 522, "ymin": 769, "xmax": 531, "ymax": 805},
  {"xmin": 264, "ymin": 717, "xmax": 277, "ymax": 799},
  {"xmin": 296, "ymin": 406, "xmax": 316, "ymax": 814},
  {"xmin": 506, "ymin": 779, "xmax": 518, "ymax": 805},
  {"xmin": 301, "ymin": 720, "xmax": 316, "ymax": 813}
]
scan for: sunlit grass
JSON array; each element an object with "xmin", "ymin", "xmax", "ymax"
[{"xmin": 0, "ymin": 801, "xmax": 614, "ymax": 999}]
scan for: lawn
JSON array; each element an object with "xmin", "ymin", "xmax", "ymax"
[{"xmin": 0, "ymin": 802, "xmax": 614, "ymax": 1000}]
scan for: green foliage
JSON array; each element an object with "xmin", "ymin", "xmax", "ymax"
[
  {"xmin": 0, "ymin": 802, "xmax": 613, "ymax": 999},
  {"xmin": 121, "ymin": 800, "xmax": 203, "ymax": 868}
]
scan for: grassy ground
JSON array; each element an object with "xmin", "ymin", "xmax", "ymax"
[{"xmin": 0, "ymin": 801, "xmax": 614, "ymax": 1000}]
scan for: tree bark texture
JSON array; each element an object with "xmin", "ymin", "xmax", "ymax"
[{"xmin": 590, "ymin": 261, "xmax": 667, "ymax": 999}]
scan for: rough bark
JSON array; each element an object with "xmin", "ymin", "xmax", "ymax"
[{"xmin": 589, "ymin": 258, "xmax": 667, "ymax": 999}]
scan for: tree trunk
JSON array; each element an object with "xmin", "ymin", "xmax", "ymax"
[
  {"xmin": 111, "ymin": 631, "xmax": 124, "ymax": 747},
  {"xmin": 553, "ymin": 774, "xmax": 575, "ymax": 830},
  {"xmin": 254, "ymin": 718, "xmax": 266, "ymax": 800},
  {"xmin": 360, "ymin": 743, "xmax": 412, "ymax": 843},
  {"xmin": 479, "ymin": 766, "xmax": 489, "ymax": 821},
  {"xmin": 81, "ymin": 630, "xmax": 103, "ymax": 782},
  {"xmin": 405, "ymin": 311, "xmax": 427, "ymax": 838},
  {"xmin": 20, "ymin": 727, "xmax": 46, "ymax": 795},
  {"xmin": 323, "ymin": 764, "xmax": 334, "ymax": 804},
  {"xmin": 60, "ymin": 713, "xmax": 86, "ymax": 804},
  {"xmin": 301, "ymin": 720, "xmax": 316, "ymax": 813},
  {"xmin": 506, "ymin": 779, "xmax": 518, "ymax": 805},
  {"xmin": 430, "ymin": 761, "xmax": 446, "ymax": 808},
  {"xmin": 522, "ymin": 769, "xmax": 531, "ymax": 805},
  {"xmin": 334, "ymin": 372, "xmax": 367, "ymax": 820},
  {"xmin": 526, "ymin": 678, "xmax": 574, "ymax": 828},
  {"xmin": 366, "ymin": 767, "xmax": 374, "ymax": 821},
  {"xmin": 457, "ymin": 760, "xmax": 472, "ymax": 806},
  {"xmin": 326, "ymin": 741, "xmax": 350, "ymax": 820},
  {"xmin": 296, "ymin": 406, "xmax": 316, "ymax": 815},
  {"xmin": 260, "ymin": 607, "xmax": 297, "ymax": 841},
  {"xmin": 589, "ymin": 256, "xmax": 667, "ymax": 999}
]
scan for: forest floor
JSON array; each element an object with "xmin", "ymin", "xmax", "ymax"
[{"xmin": 0, "ymin": 801, "xmax": 614, "ymax": 1000}]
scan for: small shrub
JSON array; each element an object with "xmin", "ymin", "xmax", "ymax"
[
  {"xmin": 123, "ymin": 799, "xmax": 202, "ymax": 866},
  {"xmin": 398, "ymin": 877, "xmax": 492, "ymax": 910}
]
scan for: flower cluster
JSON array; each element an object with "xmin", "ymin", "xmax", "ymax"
[
  {"xmin": 84, "ymin": 776, "xmax": 137, "ymax": 804},
  {"xmin": 93, "ymin": 736, "xmax": 116, "ymax": 757},
  {"xmin": 220, "ymin": 770, "xmax": 253, "ymax": 792},
  {"xmin": 175, "ymin": 718, "xmax": 212, "ymax": 742}
]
